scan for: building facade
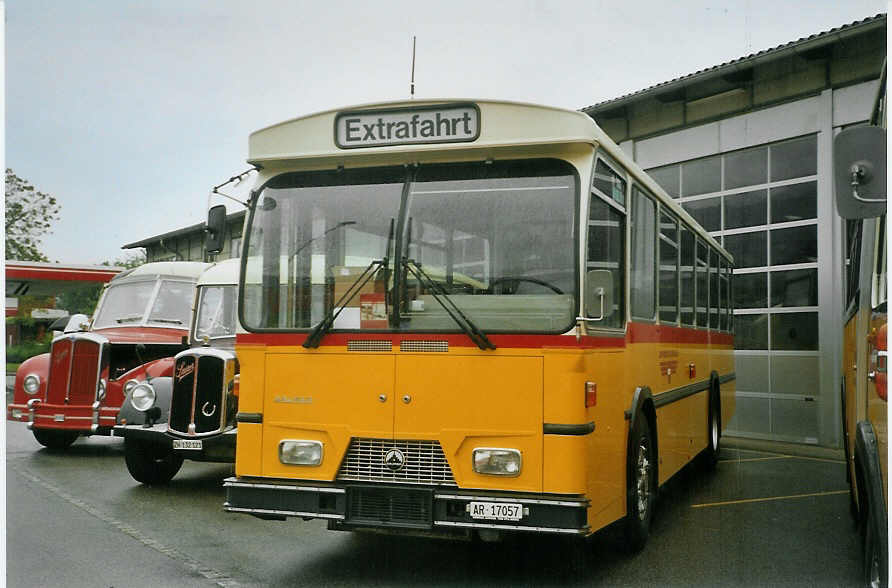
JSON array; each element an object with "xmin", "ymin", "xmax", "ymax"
[
  {"xmin": 122, "ymin": 210, "xmax": 245, "ymax": 263},
  {"xmin": 583, "ymin": 15, "xmax": 885, "ymax": 447}
]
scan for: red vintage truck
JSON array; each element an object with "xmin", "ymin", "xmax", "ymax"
[{"xmin": 7, "ymin": 261, "xmax": 210, "ymax": 449}]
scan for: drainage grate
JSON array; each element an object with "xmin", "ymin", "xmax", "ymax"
[
  {"xmin": 347, "ymin": 340, "xmax": 392, "ymax": 352},
  {"xmin": 400, "ymin": 340, "xmax": 449, "ymax": 353}
]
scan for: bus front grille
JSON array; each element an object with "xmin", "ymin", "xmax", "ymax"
[
  {"xmin": 337, "ymin": 438, "xmax": 457, "ymax": 486},
  {"xmin": 347, "ymin": 486, "xmax": 433, "ymax": 528}
]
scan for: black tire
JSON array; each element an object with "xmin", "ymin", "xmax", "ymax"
[
  {"xmin": 623, "ymin": 413, "xmax": 656, "ymax": 552},
  {"xmin": 124, "ymin": 437, "xmax": 184, "ymax": 485},
  {"xmin": 702, "ymin": 388, "xmax": 720, "ymax": 470},
  {"xmin": 864, "ymin": 507, "xmax": 887, "ymax": 588},
  {"xmin": 32, "ymin": 428, "xmax": 79, "ymax": 450}
]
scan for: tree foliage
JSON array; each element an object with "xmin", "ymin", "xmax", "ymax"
[{"xmin": 5, "ymin": 169, "xmax": 61, "ymax": 261}]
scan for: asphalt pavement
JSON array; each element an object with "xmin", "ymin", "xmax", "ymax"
[{"xmin": 5, "ymin": 420, "xmax": 863, "ymax": 587}]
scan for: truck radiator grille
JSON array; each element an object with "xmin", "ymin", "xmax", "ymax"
[
  {"xmin": 336, "ymin": 438, "xmax": 456, "ymax": 486},
  {"xmin": 169, "ymin": 354, "xmax": 225, "ymax": 435},
  {"xmin": 47, "ymin": 337, "xmax": 101, "ymax": 405}
]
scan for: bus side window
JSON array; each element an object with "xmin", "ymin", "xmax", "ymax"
[
  {"xmin": 719, "ymin": 257, "xmax": 731, "ymax": 331},
  {"xmin": 680, "ymin": 225, "xmax": 695, "ymax": 326},
  {"xmin": 709, "ymin": 249, "xmax": 720, "ymax": 329},
  {"xmin": 592, "ymin": 159, "xmax": 627, "ymax": 206},
  {"xmin": 587, "ymin": 192, "xmax": 625, "ymax": 328},
  {"xmin": 659, "ymin": 210, "xmax": 679, "ymax": 324},
  {"xmin": 696, "ymin": 239, "xmax": 709, "ymax": 327},
  {"xmin": 631, "ymin": 186, "xmax": 657, "ymax": 320}
]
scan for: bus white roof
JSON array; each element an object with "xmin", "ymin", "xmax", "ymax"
[
  {"xmin": 248, "ymin": 98, "xmax": 730, "ymax": 261},
  {"xmin": 197, "ymin": 258, "xmax": 240, "ymax": 287},
  {"xmin": 113, "ymin": 261, "xmax": 211, "ymax": 282}
]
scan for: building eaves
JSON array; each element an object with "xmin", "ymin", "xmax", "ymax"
[
  {"xmin": 581, "ymin": 13, "xmax": 886, "ymax": 115},
  {"xmin": 122, "ymin": 210, "xmax": 246, "ymax": 249}
]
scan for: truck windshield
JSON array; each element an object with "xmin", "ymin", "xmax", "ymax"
[
  {"xmin": 194, "ymin": 285, "xmax": 237, "ymax": 341},
  {"xmin": 93, "ymin": 279, "xmax": 193, "ymax": 330},
  {"xmin": 242, "ymin": 159, "xmax": 577, "ymax": 334}
]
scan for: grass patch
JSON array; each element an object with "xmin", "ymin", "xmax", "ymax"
[{"xmin": 6, "ymin": 363, "xmax": 21, "ymax": 374}]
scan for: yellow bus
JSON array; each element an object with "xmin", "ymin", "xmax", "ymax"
[
  {"xmin": 836, "ymin": 64, "xmax": 887, "ymax": 586},
  {"xmin": 219, "ymin": 99, "xmax": 735, "ymax": 549}
]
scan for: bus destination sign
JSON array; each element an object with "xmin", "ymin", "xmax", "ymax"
[{"xmin": 335, "ymin": 104, "xmax": 480, "ymax": 149}]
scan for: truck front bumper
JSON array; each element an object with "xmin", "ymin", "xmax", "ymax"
[
  {"xmin": 114, "ymin": 423, "xmax": 236, "ymax": 463},
  {"xmin": 9, "ymin": 399, "xmax": 116, "ymax": 433}
]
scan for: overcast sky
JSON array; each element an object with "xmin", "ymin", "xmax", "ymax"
[{"xmin": 5, "ymin": 0, "xmax": 887, "ymax": 264}]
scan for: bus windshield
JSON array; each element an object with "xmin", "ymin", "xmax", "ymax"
[
  {"xmin": 93, "ymin": 279, "xmax": 194, "ymax": 330},
  {"xmin": 242, "ymin": 159, "xmax": 577, "ymax": 334},
  {"xmin": 194, "ymin": 285, "xmax": 237, "ymax": 341}
]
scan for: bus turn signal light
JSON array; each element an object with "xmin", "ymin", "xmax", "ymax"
[{"xmin": 585, "ymin": 382, "xmax": 597, "ymax": 408}]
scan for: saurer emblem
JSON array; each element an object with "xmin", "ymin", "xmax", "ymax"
[{"xmin": 175, "ymin": 362, "xmax": 194, "ymax": 382}]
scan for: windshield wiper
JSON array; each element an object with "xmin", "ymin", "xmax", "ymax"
[
  {"xmin": 115, "ymin": 316, "xmax": 143, "ymax": 324},
  {"xmin": 152, "ymin": 318, "xmax": 183, "ymax": 325},
  {"xmin": 404, "ymin": 259, "xmax": 495, "ymax": 351},
  {"xmin": 302, "ymin": 258, "xmax": 385, "ymax": 349}
]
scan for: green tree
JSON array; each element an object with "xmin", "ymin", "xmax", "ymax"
[{"xmin": 5, "ymin": 169, "xmax": 61, "ymax": 261}]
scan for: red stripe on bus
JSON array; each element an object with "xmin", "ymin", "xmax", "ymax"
[{"xmin": 236, "ymin": 332, "xmax": 628, "ymax": 349}]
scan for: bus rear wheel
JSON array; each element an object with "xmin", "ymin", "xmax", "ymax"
[
  {"xmin": 701, "ymin": 389, "xmax": 720, "ymax": 470},
  {"xmin": 124, "ymin": 438, "xmax": 184, "ymax": 485},
  {"xmin": 32, "ymin": 428, "xmax": 79, "ymax": 450},
  {"xmin": 623, "ymin": 413, "xmax": 655, "ymax": 552}
]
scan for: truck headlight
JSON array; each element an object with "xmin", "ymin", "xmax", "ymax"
[
  {"xmin": 23, "ymin": 374, "xmax": 41, "ymax": 395},
  {"xmin": 473, "ymin": 448, "xmax": 522, "ymax": 476},
  {"xmin": 278, "ymin": 440, "xmax": 323, "ymax": 466},
  {"xmin": 123, "ymin": 379, "xmax": 139, "ymax": 395},
  {"xmin": 97, "ymin": 378, "xmax": 107, "ymax": 401},
  {"xmin": 130, "ymin": 382, "xmax": 156, "ymax": 412}
]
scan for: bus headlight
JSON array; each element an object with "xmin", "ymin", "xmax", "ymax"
[
  {"xmin": 278, "ymin": 440, "xmax": 323, "ymax": 466},
  {"xmin": 130, "ymin": 382, "xmax": 156, "ymax": 412},
  {"xmin": 473, "ymin": 448, "xmax": 522, "ymax": 476},
  {"xmin": 23, "ymin": 374, "xmax": 41, "ymax": 395}
]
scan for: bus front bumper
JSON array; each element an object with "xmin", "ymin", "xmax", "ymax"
[{"xmin": 223, "ymin": 477, "xmax": 590, "ymax": 535}]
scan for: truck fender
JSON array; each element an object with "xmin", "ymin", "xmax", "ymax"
[{"xmin": 117, "ymin": 376, "xmax": 173, "ymax": 426}]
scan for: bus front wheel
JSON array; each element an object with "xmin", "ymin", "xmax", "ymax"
[{"xmin": 623, "ymin": 413, "xmax": 655, "ymax": 552}]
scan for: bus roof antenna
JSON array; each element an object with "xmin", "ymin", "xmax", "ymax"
[{"xmin": 410, "ymin": 36, "xmax": 416, "ymax": 99}]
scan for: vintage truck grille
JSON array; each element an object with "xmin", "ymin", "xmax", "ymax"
[
  {"xmin": 336, "ymin": 438, "xmax": 456, "ymax": 486},
  {"xmin": 46, "ymin": 336, "xmax": 102, "ymax": 405},
  {"xmin": 347, "ymin": 486, "xmax": 433, "ymax": 528},
  {"xmin": 169, "ymin": 353, "xmax": 225, "ymax": 435}
]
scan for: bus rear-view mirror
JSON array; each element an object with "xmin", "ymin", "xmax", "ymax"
[
  {"xmin": 206, "ymin": 204, "xmax": 227, "ymax": 255},
  {"xmin": 834, "ymin": 125, "xmax": 886, "ymax": 219},
  {"xmin": 585, "ymin": 269, "xmax": 613, "ymax": 321}
]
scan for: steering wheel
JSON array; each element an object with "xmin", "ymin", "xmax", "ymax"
[{"xmin": 487, "ymin": 277, "xmax": 564, "ymax": 295}]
